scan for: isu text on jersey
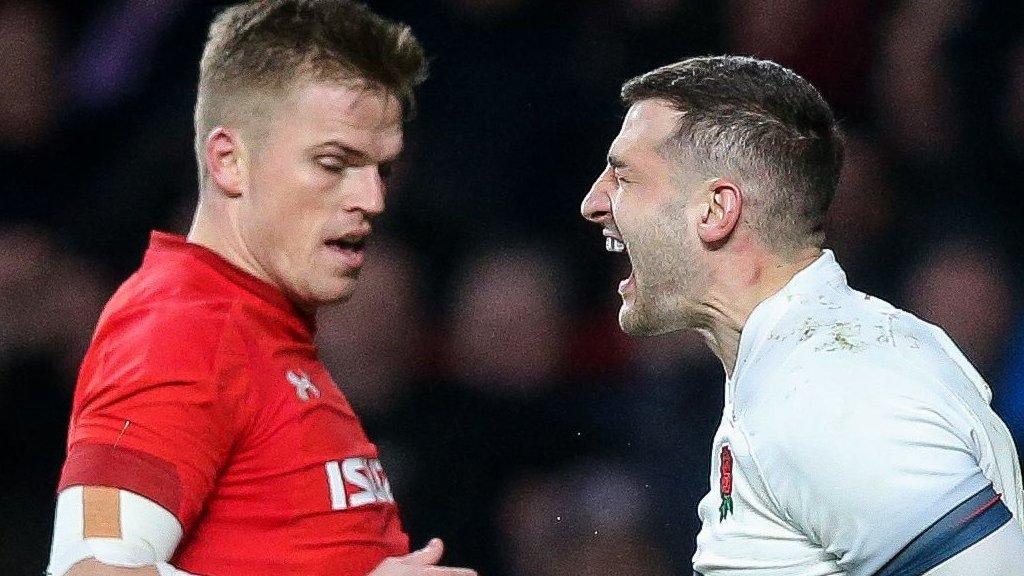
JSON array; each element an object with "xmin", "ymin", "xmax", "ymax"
[
  {"xmin": 58, "ymin": 232, "xmax": 409, "ymax": 576},
  {"xmin": 692, "ymin": 250, "xmax": 1023, "ymax": 576},
  {"xmin": 325, "ymin": 457, "xmax": 395, "ymax": 510}
]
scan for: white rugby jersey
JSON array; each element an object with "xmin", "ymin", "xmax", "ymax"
[{"xmin": 692, "ymin": 250, "xmax": 1023, "ymax": 576}]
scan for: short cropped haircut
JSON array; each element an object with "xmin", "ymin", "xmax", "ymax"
[
  {"xmin": 621, "ymin": 56, "xmax": 844, "ymax": 254},
  {"xmin": 194, "ymin": 0, "xmax": 428, "ymax": 181}
]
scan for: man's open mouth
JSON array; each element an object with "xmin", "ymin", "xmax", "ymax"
[
  {"xmin": 324, "ymin": 237, "xmax": 367, "ymax": 252},
  {"xmin": 603, "ymin": 232, "xmax": 635, "ymax": 295},
  {"xmin": 324, "ymin": 234, "xmax": 369, "ymax": 269}
]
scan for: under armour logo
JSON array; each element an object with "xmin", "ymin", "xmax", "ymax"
[{"xmin": 286, "ymin": 369, "xmax": 321, "ymax": 401}]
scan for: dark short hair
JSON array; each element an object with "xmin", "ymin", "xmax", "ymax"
[
  {"xmin": 194, "ymin": 0, "xmax": 428, "ymax": 180},
  {"xmin": 621, "ymin": 55, "xmax": 843, "ymax": 253}
]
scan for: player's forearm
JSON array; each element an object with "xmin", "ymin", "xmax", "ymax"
[
  {"xmin": 64, "ymin": 558, "xmax": 160, "ymax": 576},
  {"xmin": 61, "ymin": 558, "xmax": 197, "ymax": 576},
  {"xmin": 56, "ymin": 556, "xmax": 196, "ymax": 576}
]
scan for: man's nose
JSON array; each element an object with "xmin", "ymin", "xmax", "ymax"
[
  {"xmin": 347, "ymin": 166, "xmax": 386, "ymax": 217},
  {"xmin": 581, "ymin": 168, "xmax": 613, "ymax": 225}
]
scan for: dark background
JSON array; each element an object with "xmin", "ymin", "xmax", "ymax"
[{"xmin": 2, "ymin": 1, "xmax": 1024, "ymax": 574}]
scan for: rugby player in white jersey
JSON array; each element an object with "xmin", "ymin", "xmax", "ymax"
[{"xmin": 581, "ymin": 55, "xmax": 1024, "ymax": 576}]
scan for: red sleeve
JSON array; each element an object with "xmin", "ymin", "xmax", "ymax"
[{"xmin": 59, "ymin": 305, "xmax": 245, "ymax": 531}]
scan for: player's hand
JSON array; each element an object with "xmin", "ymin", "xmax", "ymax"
[{"xmin": 368, "ymin": 538, "xmax": 478, "ymax": 576}]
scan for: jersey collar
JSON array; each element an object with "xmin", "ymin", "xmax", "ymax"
[{"xmin": 146, "ymin": 231, "xmax": 317, "ymax": 334}]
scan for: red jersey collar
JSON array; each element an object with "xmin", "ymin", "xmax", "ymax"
[{"xmin": 146, "ymin": 231, "xmax": 317, "ymax": 333}]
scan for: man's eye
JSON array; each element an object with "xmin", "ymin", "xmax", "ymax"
[{"xmin": 317, "ymin": 156, "xmax": 346, "ymax": 172}]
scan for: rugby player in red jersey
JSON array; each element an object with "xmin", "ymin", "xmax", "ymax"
[{"xmin": 46, "ymin": 2, "xmax": 475, "ymax": 575}]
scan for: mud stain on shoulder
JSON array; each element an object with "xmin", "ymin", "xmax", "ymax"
[{"xmin": 816, "ymin": 321, "xmax": 865, "ymax": 352}]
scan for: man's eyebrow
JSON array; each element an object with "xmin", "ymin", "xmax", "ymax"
[
  {"xmin": 319, "ymin": 140, "xmax": 372, "ymax": 161},
  {"xmin": 318, "ymin": 139, "xmax": 403, "ymax": 163},
  {"xmin": 607, "ymin": 153, "xmax": 627, "ymax": 169}
]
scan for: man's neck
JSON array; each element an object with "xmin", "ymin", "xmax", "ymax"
[
  {"xmin": 697, "ymin": 248, "xmax": 822, "ymax": 378},
  {"xmin": 187, "ymin": 197, "xmax": 276, "ymax": 288},
  {"xmin": 187, "ymin": 196, "xmax": 322, "ymax": 318}
]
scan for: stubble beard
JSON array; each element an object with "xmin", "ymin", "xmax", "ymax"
[{"xmin": 619, "ymin": 226, "xmax": 704, "ymax": 337}]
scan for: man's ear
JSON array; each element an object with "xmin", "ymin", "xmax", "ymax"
[
  {"xmin": 205, "ymin": 127, "xmax": 246, "ymax": 198},
  {"xmin": 697, "ymin": 178, "xmax": 742, "ymax": 244}
]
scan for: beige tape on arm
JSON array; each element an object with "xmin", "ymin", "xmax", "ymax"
[{"xmin": 83, "ymin": 486, "xmax": 122, "ymax": 539}]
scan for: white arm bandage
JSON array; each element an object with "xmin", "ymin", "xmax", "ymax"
[{"xmin": 47, "ymin": 486, "xmax": 197, "ymax": 576}]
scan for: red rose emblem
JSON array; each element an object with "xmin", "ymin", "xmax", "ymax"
[
  {"xmin": 720, "ymin": 445, "xmax": 733, "ymax": 495},
  {"xmin": 719, "ymin": 444, "xmax": 734, "ymax": 520}
]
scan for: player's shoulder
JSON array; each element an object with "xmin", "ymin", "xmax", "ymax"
[
  {"xmin": 90, "ymin": 267, "xmax": 253, "ymax": 381},
  {"xmin": 738, "ymin": 345, "xmax": 980, "ymax": 503},
  {"xmin": 771, "ymin": 288, "xmax": 940, "ymax": 386},
  {"xmin": 739, "ymin": 292, "xmax": 967, "ymax": 438}
]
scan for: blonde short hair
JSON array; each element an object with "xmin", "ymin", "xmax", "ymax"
[{"xmin": 193, "ymin": 0, "xmax": 427, "ymax": 181}]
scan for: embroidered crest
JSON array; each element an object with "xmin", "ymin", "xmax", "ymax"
[{"xmin": 719, "ymin": 444, "xmax": 734, "ymax": 521}]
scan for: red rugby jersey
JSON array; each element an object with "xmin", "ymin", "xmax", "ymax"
[{"xmin": 59, "ymin": 231, "xmax": 409, "ymax": 575}]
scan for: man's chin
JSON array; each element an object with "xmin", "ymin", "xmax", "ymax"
[
  {"xmin": 299, "ymin": 277, "xmax": 359, "ymax": 308},
  {"xmin": 618, "ymin": 300, "xmax": 680, "ymax": 337},
  {"xmin": 619, "ymin": 303, "xmax": 657, "ymax": 336}
]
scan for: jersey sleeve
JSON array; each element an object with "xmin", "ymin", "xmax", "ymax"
[
  {"xmin": 746, "ymin": 357, "xmax": 993, "ymax": 576},
  {"xmin": 59, "ymin": 306, "xmax": 247, "ymax": 531}
]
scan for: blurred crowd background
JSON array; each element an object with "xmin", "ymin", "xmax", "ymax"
[{"xmin": 2, "ymin": 0, "xmax": 1024, "ymax": 574}]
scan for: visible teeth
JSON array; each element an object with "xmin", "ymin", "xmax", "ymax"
[{"xmin": 605, "ymin": 237, "xmax": 625, "ymax": 253}]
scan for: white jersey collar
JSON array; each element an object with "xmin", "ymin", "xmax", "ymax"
[{"xmin": 731, "ymin": 249, "xmax": 847, "ymax": 384}]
